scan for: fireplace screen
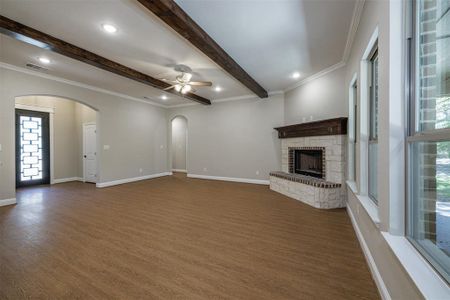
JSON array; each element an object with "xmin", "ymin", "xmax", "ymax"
[{"xmin": 294, "ymin": 149, "xmax": 324, "ymax": 178}]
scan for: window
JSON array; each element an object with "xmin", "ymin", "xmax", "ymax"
[
  {"xmin": 348, "ymin": 75, "xmax": 358, "ymax": 182},
  {"xmin": 368, "ymin": 49, "xmax": 379, "ymax": 203},
  {"xmin": 407, "ymin": 0, "xmax": 450, "ymax": 283}
]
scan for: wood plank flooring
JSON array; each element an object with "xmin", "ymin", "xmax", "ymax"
[{"xmin": 0, "ymin": 173, "xmax": 379, "ymax": 299}]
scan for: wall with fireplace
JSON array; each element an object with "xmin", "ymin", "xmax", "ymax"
[{"xmin": 281, "ymin": 136, "xmax": 346, "ymax": 184}]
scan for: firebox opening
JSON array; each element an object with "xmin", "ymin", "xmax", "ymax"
[{"xmin": 294, "ymin": 149, "xmax": 324, "ymax": 178}]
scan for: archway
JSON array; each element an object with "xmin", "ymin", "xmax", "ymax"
[
  {"xmin": 14, "ymin": 95, "xmax": 99, "ymax": 187},
  {"xmin": 170, "ymin": 116, "xmax": 188, "ymax": 173}
]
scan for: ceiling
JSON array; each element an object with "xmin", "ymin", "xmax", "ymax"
[{"xmin": 0, "ymin": 0, "xmax": 356, "ymax": 107}]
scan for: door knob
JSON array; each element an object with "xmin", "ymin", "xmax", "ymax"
[{"xmin": 84, "ymin": 155, "xmax": 87, "ymax": 158}]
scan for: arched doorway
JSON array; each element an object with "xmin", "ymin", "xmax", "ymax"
[
  {"xmin": 14, "ymin": 95, "xmax": 99, "ymax": 187},
  {"xmin": 171, "ymin": 116, "xmax": 188, "ymax": 173}
]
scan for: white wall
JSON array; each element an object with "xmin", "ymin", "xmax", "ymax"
[
  {"xmin": 167, "ymin": 94, "xmax": 284, "ymax": 182},
  {"xmin": 284, "ymin": 66, "xmax": 347, "ymax": 124},
  {"xmin": 0, "ymin": 66, "xmax": 168, "ymax": 201},
  {"xmin": 171, "ymin": 116, "xmax": 187, "ymax": 171}
]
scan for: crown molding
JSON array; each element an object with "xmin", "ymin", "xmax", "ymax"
[
  {"xmin": 284, "ymin": 61, "xmax": 346, "ymax": 92},
  {"xmin": 0, "ymin": 62, "xmax": 168, "ymax": 108},
  {"xmin": 343, "ymin": 0, "xmax": 365, "ymax": 62}
]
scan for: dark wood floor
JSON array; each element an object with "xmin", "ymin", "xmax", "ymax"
[{"xmin": 0, "ymin": 173, "xmax": 379, "ymax": 299}]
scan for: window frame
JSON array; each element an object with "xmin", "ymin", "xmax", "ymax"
[
  {"xmin": 406, "ymin": 0, "xmax": 450, "ymax": 284},
  {"xmin": 368, "ymin": 46, "xmax": 379, "ymax": 204},
  {"xmin": 348, "ymin": 73, "xmax": 358, "ymax": 183}
]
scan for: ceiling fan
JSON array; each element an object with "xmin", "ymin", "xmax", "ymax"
[{"xmin": 162, "ymin": 64, "xmax": 212, "ymax": 94}]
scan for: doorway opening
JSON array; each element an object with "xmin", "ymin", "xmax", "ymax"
[
  {"xmin": 171, "ymin": 116, "xmax": 188, "ymax": 173},
  {"xmin": 15, "ymin": 95, "xmax": 98, "ymax": 187}
]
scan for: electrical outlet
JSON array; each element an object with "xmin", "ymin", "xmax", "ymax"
[
  {"xmin": 203, "ymin": 167, "xmax": 207, "ymax": 172},
  {"xmin": 256, "ymin": 170, "xmax": 260, "ymax": 175},
  {"xmin": 139, "ymin": 168, "xmax": 143, "ymax": 173}
]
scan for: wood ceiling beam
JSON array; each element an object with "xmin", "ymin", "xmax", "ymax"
[
  {"xmin": 137, "ymin": 0, "xmax": 268, "ymax": 99},
  {"xmin": 0, "ymin": 15, "xmax": 211, "ymax": 105}
]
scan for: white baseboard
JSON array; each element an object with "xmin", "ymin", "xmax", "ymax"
[
  {"xmin": 96, "ymin": 172, "xmax": 172, "ymax": 188},
  {"xmin": 347, "ymin": 206, "xmax": 391, "ymax": 300},
  {"xmin": 0, "ymin": 198, "xmax": 16, "ymax": 207},
  {"xmin": 52, "ymin": 177, "xmax": 83, "ymax": 184},
  {"xmin": 172, "ymin": 169, "xmax": 187, "ymax": 173},
  {"xmin": 187, "ymin": 174, "xmax": 269, "ymax": 185}
]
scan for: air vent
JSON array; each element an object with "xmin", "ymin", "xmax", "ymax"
[{"xmin": 26, "ymin": 63, "xmax": 49, "ymax": 72}]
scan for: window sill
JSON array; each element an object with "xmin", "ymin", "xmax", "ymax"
[
  {"xmin": 382, "ymin": 232, "xmax": 450, "ymax": 299},
  {"xmin": 346, "ymin": 180, "xmax": 358, "ymax": 194},
  {"xmin": 346, "ymin": 181, "xmax": 380, "ymax": 227}
]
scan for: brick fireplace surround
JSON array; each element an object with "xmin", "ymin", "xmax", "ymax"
[{"xmin": 270, "ymin": 118, "xmax": 347, "ymax": 209}]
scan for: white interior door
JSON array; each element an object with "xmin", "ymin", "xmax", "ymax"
[{"xmin": 83, "ymin": 124, "xmax": 97, "ymax": 183}]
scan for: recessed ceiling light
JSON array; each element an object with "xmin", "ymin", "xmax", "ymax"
[
  {"xmin": 101, "ymin": 23, "xmax": 117, "ymax": 34},
  {"xmin": 38, "ymin": 57, "xmax": 50, "ymax": 64},
  {"xmin": 161, "ymin": 95, "xmax": 168, "ymax": 100},
  {"xmin": 292, "ymin": 72, "xmax": 301, "ymax": 79},
  {"xmin": 214, "ymin": 86, "xmax": 222, "ymax": 92}
]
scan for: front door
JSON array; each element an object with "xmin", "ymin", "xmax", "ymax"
[{"xmin": 15, "ymin": 109, "xmax": 50, "ymax": 187}]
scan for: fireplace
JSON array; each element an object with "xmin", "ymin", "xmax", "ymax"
[{"xmin": 288, "ymin": 147, "xmax": 325, "ymax": 179}]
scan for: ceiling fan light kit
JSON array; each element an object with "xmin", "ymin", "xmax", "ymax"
[
  {"xmin": 181, "ymin": 84, "xmax": 191, "ymax": 94},
  {"xmin": 163, "ymin": 64, "xmax": 212, "ymax": 95}
]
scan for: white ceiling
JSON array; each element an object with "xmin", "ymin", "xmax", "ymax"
[{"xmin": 0, "ymin": 0, "xmax": 357, "ymax": 107}]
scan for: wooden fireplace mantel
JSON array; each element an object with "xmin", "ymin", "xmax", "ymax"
[{"xmin": 274, "ymin": 117, "xmax": 348, "ymax": 139}]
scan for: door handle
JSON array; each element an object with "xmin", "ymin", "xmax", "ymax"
[{"xmin": 84, "ymin": 155, "xmax": 87, "ymax": 158}]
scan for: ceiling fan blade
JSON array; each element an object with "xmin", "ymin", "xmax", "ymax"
[
  {"xmin": 163, "ymin": 85, "xmax": 175, "ymax": 91},
  {"xmin": 190, "ymin": 81, "xmax": 212, "ymax": 87},
  {"xmin": 160, "ymin": 78, "xmax": 179, "ymax": 84}
]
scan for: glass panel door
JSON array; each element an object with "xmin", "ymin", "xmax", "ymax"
[{"xmin": 15, "ymin": 109, "xmax": 50, "ymax": 187}]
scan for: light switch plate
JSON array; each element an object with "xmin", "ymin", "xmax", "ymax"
[{"xmin": 103, "ymin": 145, "xmax": 110, "ymax": 150}]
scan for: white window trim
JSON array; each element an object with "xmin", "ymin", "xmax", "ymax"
[
  {"xmin": 382, "ymin": 232, "xmax": 450, "ymax": 298},
  {"xmin": 348, "ymin": 73, "xmax": 358, "ymax": 185},
  {"xmin": 347, "ymin": 181, "xmax": 380, "ymax": 226},
  {"xmin": 358, "ymin": 26, "xmax": 379, "ymax": 212}
]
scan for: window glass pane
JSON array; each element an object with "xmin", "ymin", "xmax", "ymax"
[
  {"xmin": 370, "ymin": 55, "xmax": 379, "ymax": 139},
  {"xmin": 417, "ymin": 0, "xmax": 450, "ymax": 131},
  {"xmin": 368, "ymin": 142, "xmax": 378, "ymax": 203},
  {"xmin": 354, "ymin": 84, "xmax": 358, "ymax": 180},
  {"xmin": 368, "ymin": 51, "xmax": 378, "ymax": 203},
  {"xmin": 19, "ymin": 115, "xmax": 43, "ymax": 181},
  {"xmin": 409, "ymin": 141, "xmax": 450, "ymax": 282}
]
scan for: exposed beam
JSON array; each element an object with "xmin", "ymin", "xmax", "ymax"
[
  {"xmin": 0, "ymin": 15, "xmax": 211, "ymax": 105},
  {"xmin": 137, "ymin": 0, "xmax": 268, "ymax": 99}
]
